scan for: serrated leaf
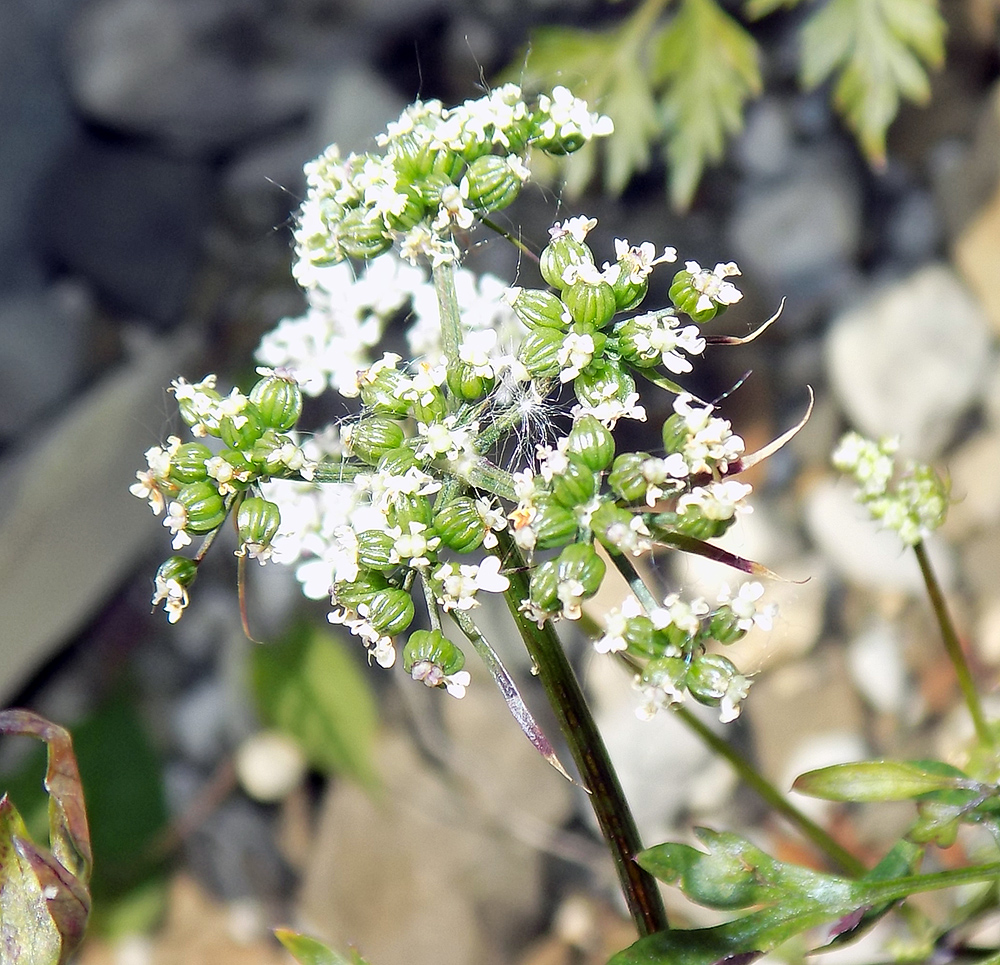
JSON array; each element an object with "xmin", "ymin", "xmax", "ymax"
[
  {"xmin": 251, "ymin": 624, "xmax": 379, "ymax": 788},
  {"xmin": 653, "ymin": 0, "xmax": 762, "ymax": 208},
  {"xmin": 800, "ymin": 0, "xmax": 945, "ymax": 164},
  {"xmin": 792, "ymin": 760, "xmax": 971, "ymax": 802},
  {"xmin": 275, "ymin": 928, "xmax": 370, "ymax": 965}
]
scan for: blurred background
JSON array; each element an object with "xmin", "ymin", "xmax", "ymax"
[{"xmin": 2, "ymin": 1, "xmax": 1000, "ymax": 963}]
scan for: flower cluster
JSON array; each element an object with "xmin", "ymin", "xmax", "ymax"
[
  {"xmin": 133, "ymin": 86, "xmax": 778, "ymax": 717},
  {"xmin": 833, "ymin": 432, "xmax": 949, "ymax": 546}
]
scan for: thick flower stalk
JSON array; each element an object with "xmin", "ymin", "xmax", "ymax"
[{"xmin": 132, "ymin": 85, "xmax": 792, "ymax": 937}]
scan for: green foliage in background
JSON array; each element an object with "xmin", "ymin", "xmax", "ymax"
[
  {"xmin": 251, "ymin": 624, "xmax": 379, "ymax": 789},
  {"xmin": 508, "ymin": 0, "xmax": 945, "ymax": 208}
]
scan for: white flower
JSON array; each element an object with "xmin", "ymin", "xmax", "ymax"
[
  {"xmin": 557, "ymin": 332, "xmax": 596, "ymax": 383},
  {"xmin": 595, "ymin": 596, "xmax": 642, "ymax": 654},
  {"xmin": 719, "ymin": 674, "xmax": 752, "ymax": 723},
  {"xmin": 458, "ymin": 329, "xmax": 498, "ymax": 377},
  {"xmin": 549, "ymin": 215, "xmax": 597, "ymax": 244},
  {"xmin": 434, "ymin": 555, "xmax": 509, "ymax": 612},
  {"xmin": 610, "ymin": 239, "xmax": 677, "ymax": 283},
  {"xmin": 684, "ymin": 260, "xmax": 743, "ymax": 313},
  {"xmin": 163, "ymin": 501, "xmax": 191, "ymax": 550},
  {"xmin": 717, "ymin": 582, "xmax": 775, "ymax": 632},
  {"xmin": 152, "ymin": 575, "xmax": 190, "ymax": 623},
  {"xmin": 650, "ymin": 593, "xmax": 709, "ymax": 638},
  {"xmin": 410, "ymin": 661, "xmax": 472, "ymax": 699}
]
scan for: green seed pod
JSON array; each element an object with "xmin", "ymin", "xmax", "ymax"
[
  {"xmin": 376, "ymin": 446, "xmax": 420, "ymax": 477},
  {"xmin": 608, "ymin": 453, "xmax": 653, "ymax": 505},
  {"xmin": 640, "ymin": 655, "xmax": 689, "ymax": 697},
  {"xmin": 615, "ymin": 314, "xmax": 661, "ymax": 368},
  {"xmin": 169, "ymin": 442, "xmax": 213, "ymax": 484},
  {"xmin": 383, "ymin": 185, "xmax": 427, "ymax": 232},
  {"xmin": 220, "ymin": 403, "xmax": 265, "ymax": 450},
  {"xmin": 355, "ymin": 529, "xmax": 397, "ymax": 571},
  {"xmin": 461, "ymin": 155, "xmax": 523, "ymax": 213},
  {"xmin": 345, "ymin": 415, "xmax": 406, "ymax": 465},
  {"xmin": 359, "ymin": 367, "xmax": 411, "ymax": 416},
  {"xmin": 403, "ymin": 629, "xmax": 465, "ymax": 676},
  {"xmin": 661, "ymin": 412, "xmax": 690, "ymax": 456},
  {"xmin": 539, "ymin": 237, "xmax": 593, "ymax": 290},
  {"xmin": 509, "ymin": 288, "xmax": 569, "ymax": 331},
  {"xmin": 237, "ymin": 496, "xmax": 281, "ymax": 547},
  {"xmin": 610, "ymin": 271, "xmax": 647, "ymax": 313},
  {"xmin": 247, "ymin": 429, "xmax": 285, "ymax": 469},
  {"xmin": 387, "ymin": 492, "xmax": 434, "ymax": 530},
  {"xmin": 566, "ymin": 415, "xmax": 615, "ymax": 472},
  {"xmin": 574, "ymin": 358, "xmax": 635, "ymax": 409},
  {"xmin": 218, "ymin": 446, "xmax": 254, "ymax": 479},
  {"xmin": 687, "ymin": 653, "xmax": 739, "ymax": 706},
  {"xmin": 338, "ymin": 207, "xmax": 393, "ymax": 260},
  {"xmin": 518, "ymin": 327, "xmax": 565, "ymax": 378},
  {"xmin": 177, "ymin": 383, "xmax": 221, "ymax": 432},
  {"xmin": 446, "ymin": 361, "xmax": 495, "ymax": 401},
  {"xmin": 589, "ymin": 501, "xmax": 638, "ymax": 556},
  {"xmin": 531, "ymin": 496, "xmax": 579, "ymax": 550},
  {"xmin": 651, "ymin": 509, "xmax": 733, "ymax": 542},
  {"xmin": 156, "ymin": 555, "xmax": 198, "ymax": 588},
  {"xmin": 406, "ymin": 384, "xmax": 447, "ymax": 423},
  {"xmin": 556, "ymin": 543, "xmax": 606, "ymax": 598},
  {"xmin": 621, "ymin": 615, "xmax": 662, "ymax": 659},
  {"xmin": 335, "ymin": 569, "xmax": 389, "ymax": 608},
  {"xmin": 562, "ymin": 277, "xmax": 617, "ymax": 330},
  {"xmin": 177, "ymin": 481, "xmax": 227, "ymax": 534},
  {"xmin": 433, "ymin": 497, "xmax": 486, "ymax": 554},
  {"xmin": 393, "ymin": 135, "xmax": 465, "ymax": 181},
  {"xmin": 708, "ymin": 606, "xmax": 746, "ymax": 646},
  {"xmin": 529, "ymin": 560, "xmax": 560, "ymax": 612},
  {"xmin": 669, "ymin": 269, "xmax": 722, "ymax": 323},
  {"xmin": 365, "ymin": 587, "xmax": 415, "ymax": 635},
  {"xmin": 550, "ymin": 455, "xmax": 597, "ymax": 509},
  {"xmin": 250, "ymin": 374, "xmax": 303, "ymax": 431},
  {"xmin": 413, "ymin": 172, "xmax": 455, "ymax": 208}
]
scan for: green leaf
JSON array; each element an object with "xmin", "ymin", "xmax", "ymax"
[
  {"xmin": 792, "ymin": 760, "xmax": 971, "ymax": 802},
  {"xmin": 275, "ymin": 929, "xmax": 371, "ymax": 965},
  {"xmin": 800, "ymin": 0, "xmax": 946, "ymax": 164},
  {"xmin": 652, "ymin": 0, "xmax": 762, "ymax": 208},
  {"xmin": 251, "ymin": 623, "xmax": 379, "ymax": 788}
]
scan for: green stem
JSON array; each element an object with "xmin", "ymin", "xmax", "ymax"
[
  {"xmin": 495, "ymin": 529, "xmax": 669, "ymax": 936},
  {"xmin": 420, "ymin": 576, "xmax": 442, "ymax": 632},
  {"xmin": 608, "ymin": 551, "xmax": 660, "ymax": 613},
  {"xmin": 477, "ymin": 215, "xmax": 539, "ymax": 263},
  {"xmin": 913, "ymin": 540, "xmax": 993, "ymax": 747},
  {"xmin": 433, "ymin": 260, "xmax": 463, "ymax": 378},
  {"xmin": 673, "ymin": 706, "xmax": 866, "ymax": 877}
]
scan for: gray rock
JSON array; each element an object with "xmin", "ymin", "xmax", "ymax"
[
  {"xmin": 733, "ymin": 97, "xmax": 795, "ymax": 181},
  {"xmin": 65, "ymin": 0, "xmax": 312, "ymax": 152},
  {"xmin": 847, "ymin": 622, "xmax": 909, "ymax": 715},
  {"xmin": 37, "ymin": 132, "xmax": 212, "ymax": 323},
  {"xmin": 0, "ymin": 282, "xmax": 91, "ymax": 440},
  {"xmin": 728, "ymin": 149, "xmax": 862, "ymax": 288},
  {"xmin": 825, "ymin": 263, "xmax": 993, "ymax": 459}
]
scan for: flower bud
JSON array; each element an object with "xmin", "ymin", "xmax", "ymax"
[
  {"xmin": 338, "ymin": 207, "xmax": 393, "ymax": 260},
  {"xmin": 687, "ymin": 653, "xmax": 739, "ymax": 706},
  {"xmin": 169, "ymin": 442, "xmax": 213, "ymax": 484},
  {"xmin": 387, "ymin": 492, "xmax": 434, "ymax": 530},
  {"xmin": 365, "ymin": 587, "xmax": 415, "ymax": 635},
  {"xmin": 708, "ymin": 607, "xmax": 745, "ymax": 646},
  {"xmin": 434, "ymin": 497, "xmax": 486, "ymax": 553},
  {"xmin": 355, "ymin": 529, "xmax": 397, "ymax": 571},
  {"xmin": 461, "ymin": 155, "xmax": 523, "ymax": 212},
  {"xmin": 531, "ymin": 496, "xmax": 579, "ymax": 550},
  {"xmin": 177, "ymin": 481, "xmax": 227, "ymax": 534},
  {"xmin": 403, "ymin": 629, "xmax": 465, "ymax": 676},
  {"xmin": 615, "ymin": 315, "xmax": 661, "ymax": 368},
  {"xmin": 250, "ymin": 374, "xmax": 303, "ymax": 431},
  {"xmin": 550, "ymin": 455, "xmax": 597, "ymax": 509},
  {"xmin": 669, "ymin": 268, "xmax": 722, "ymax": 323},
  {"xmin": 557, "ymin": 543, "xmax": 606, "ymax": 598},
  {"xmin": 608, "ymin": 453, "xmax": 653, "ymax": 504},
  {"xmin": 156, "ymin": 555, "xmax": 198, "ymax": 589},
  {"xmin": 360, "ymin": 366, "xmax": 411, "ymax": 416},
  {"xmin": 562, "ymin": 277, "xmax": 617, "ymax": 330},
  {"xmin": 566, "ymin": 414, "xmax": 615, "ymax": 472},
  {"xmin": 589, "ymin": 501, "xmax": 641, "ymax": 555},
  {"xmin": 335, "ymin": 569, "xmax": 389, "ymax": 608},
  {"xmin": 446, "ymin": 361, "xmax": 495, "ymax": 401},
  {"xmin": 621, "ymin": 615, "xmax": 663, "ymax": 659},
  {"xmin": 237, "ymin": 496, "xmax": 281, "ymax": 548},
  {"xmin": 509, "ymin": 288, "xmax": 569, "ymax": 330},
  {"xmin": 540, "ymin": 237, "xmax": 593, "ymax": 290},
  {"xmin": 518, "ymin": 327, "xmax": 565, "ymax": 378},
  {"xmin": 220, "ymin": 402, "xmax": 265, "ymax": 450},
  {"xmin": 610, "ymin": 271, "xmax": 647, "ymax": 313},
  {"xmin": 344, "ymin": 415, "xmax": 406, "ymax": 464},
  {"xmin": 574, "ymin": 358, "xmax": 635, "ymax": 409},
  {"xmin": 376, "ymin": 446, "xmax": 420, "ymax": 477},
  {"xmin": 641, "ymin": 655, "xmax": 689, "ymax": 697}
]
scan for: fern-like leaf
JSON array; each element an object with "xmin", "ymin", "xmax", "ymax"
[
  {"xmin": 800, "ymin": 0, "xmax": 946, "ymax": 164},
  {"xmin": 653, "ymin": 0, "xmax": 763, "ymax": 208}
]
